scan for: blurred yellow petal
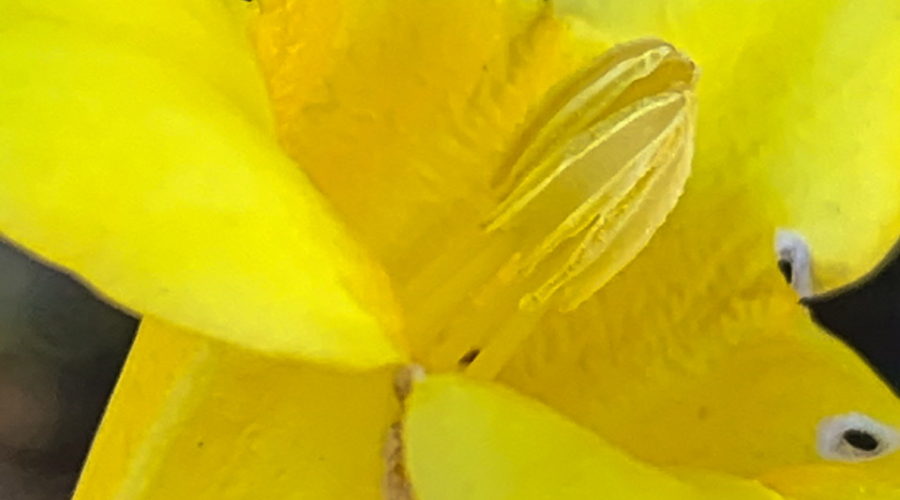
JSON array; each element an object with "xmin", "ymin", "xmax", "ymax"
[
  {"xmin": 75, "ymin": 318, "xmax": 400, "ymax": 499},
  {"xmin": 404, "ymin": 375, "xmax": 782, "ymax": 500},
  {"xmin": 254, "ymin": 0, "xmax": 697, "ymax": 374},
  {"xmin": 0, "ymin": 0, "xmax": 403, "ymax": 366},
  {"xmin": 498, "ymin": 0, "xmax": 900, "ymax": 485}
]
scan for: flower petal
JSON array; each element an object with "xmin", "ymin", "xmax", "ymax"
[
  {"xmin": 557, "ymin": 0, "xmax": 900, "ymax": 292},
  {"xmin": 760, "ymin": 460, "xmax": 900, "ymax": 500},
  {"xmin": 75, "ymin": 318, "xmax": 400, "ymax": 499},
  {"xmin": 495, "ymin": 0, "xmax": 900, "ymax": 480},
  {"xmin": 404, "ymin": 375, "xmax": 783, "ymax": 500},
  {"xmin": 0, "ymin": 1, "xmax": 403, "ymax": 366},
  {"xmin": 502, "ymin": 304, "xmax": 900, "ymax": 477}
]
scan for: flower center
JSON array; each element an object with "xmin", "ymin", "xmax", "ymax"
[{"xmin": 401, "ymin": 39, "xmax": 698, "ymax": 377}]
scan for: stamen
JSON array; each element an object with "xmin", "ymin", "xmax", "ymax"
[{"xmin": 402, "ymin": 39, "xmax": 698, "ymax": 378}]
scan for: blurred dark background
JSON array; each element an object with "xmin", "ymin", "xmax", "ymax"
[{"xmin": 0, "ymin": 239, "xmax": 136, "ymax": 499}]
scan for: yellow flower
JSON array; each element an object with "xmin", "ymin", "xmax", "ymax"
[{"xmin": 1, "ymin": 1, "xmax": 899, "ymax": 499}]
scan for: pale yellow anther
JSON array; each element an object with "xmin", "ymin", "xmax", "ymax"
[{"xmin": 403, "ymin": 39, "xmax": 698, "ymax": 378}]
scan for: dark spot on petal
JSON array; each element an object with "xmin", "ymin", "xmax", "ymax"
[
  {"xmin": 696, "ymin": 406, "xmax": 709, "ymax": 420},
  {"xmin": 458, "ymin": 349, "xmax": 481, "ymax": 367},
  {"xmin": 842, "ymin": 429, "xmax": 880, "ymax": 452},
  {"xmin": 777, "ymin": 259, "xmax": 793, "ymax": 284}
]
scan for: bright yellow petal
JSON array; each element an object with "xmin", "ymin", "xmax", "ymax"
[
  {"xmin": 498, "ymin": 0, "xmax": 900, "ymax": 482},
  {"xmin": 0, "ymin": 0, "xmax": 402, "ymax": 366},
  {"xmin": 254, "ymin": 0, "xmax": 697, "ymax": 373},
  {"xmin": 503, "ymin": 305, "xmax": 900, "ymax": 476},
  {"xmin": 404, "ymin": 375, "xmax": 783, "ymax": 500},
  {"xmin": 558, "ymin": 0, "xmax": 900, "ymax": 291},
  {"xmin": 760, "ymin": 460, "xmax": 900, "ymax": 500},
  {"xmin": 75, "ymin": 318, "xmax": 400, "ymax": 499}
]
